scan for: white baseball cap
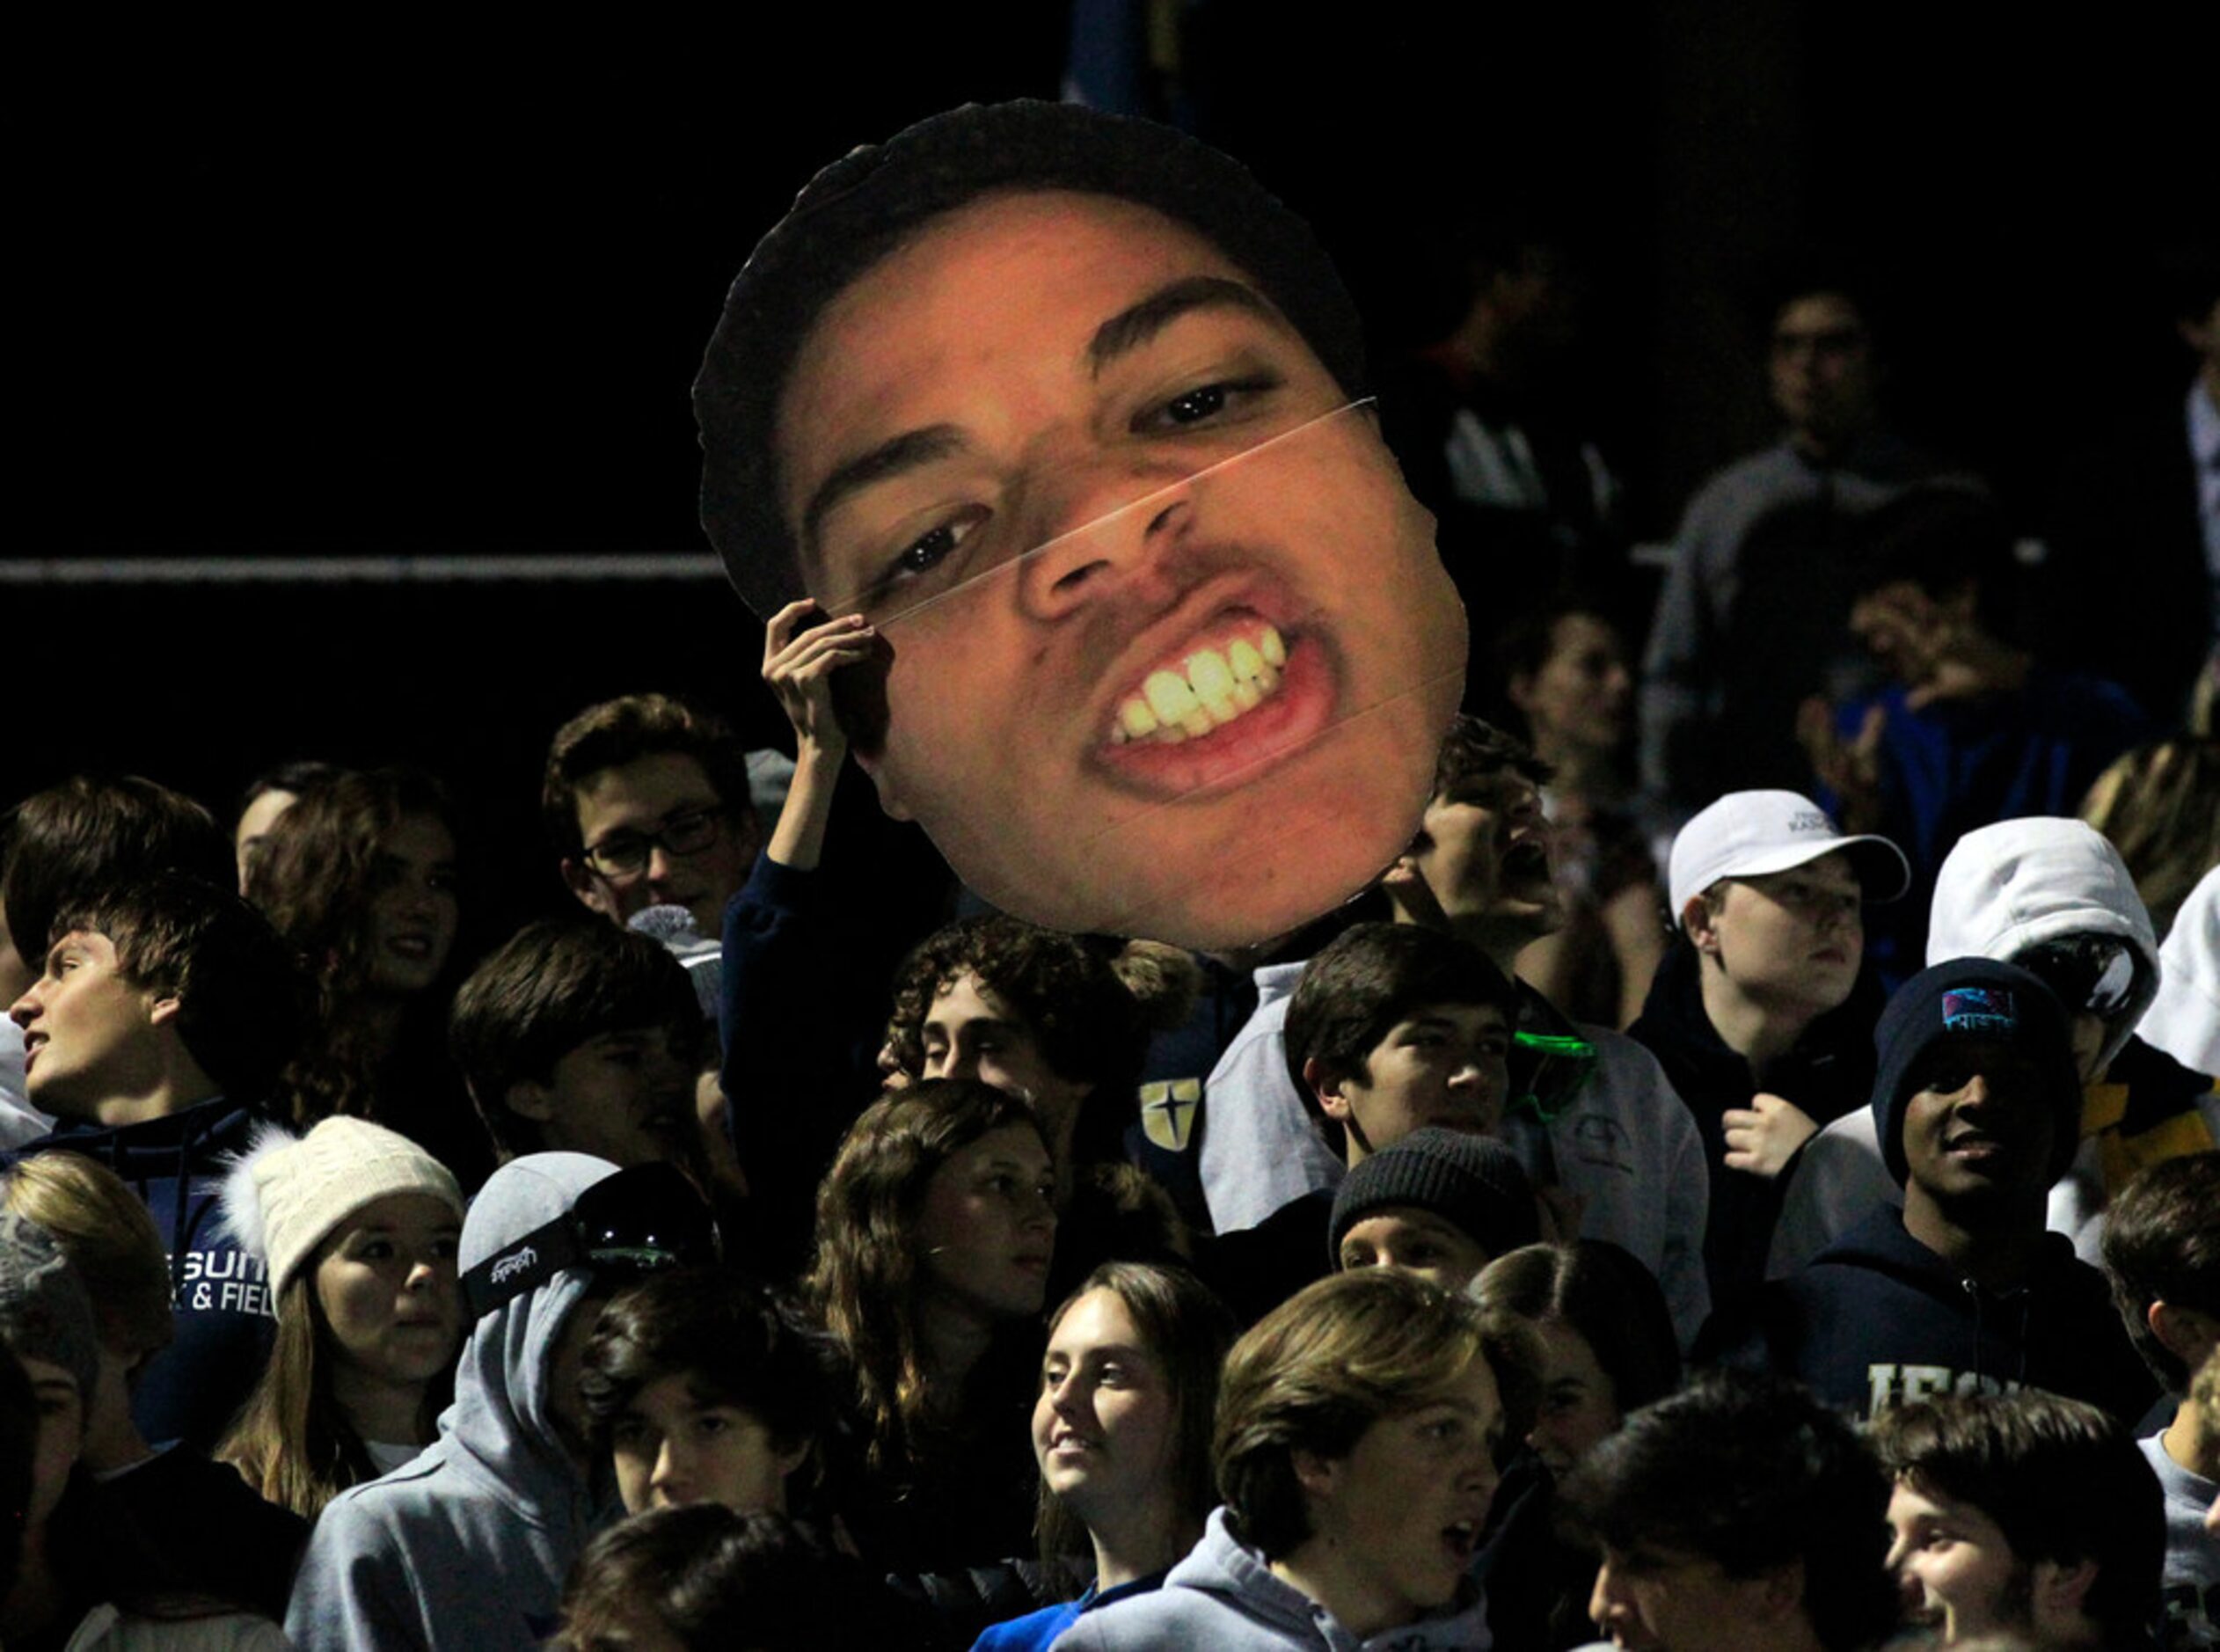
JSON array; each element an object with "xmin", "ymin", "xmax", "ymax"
[{"xmin": 1668, "ymin": 790, "xmax": 1910, "ymax": 928}]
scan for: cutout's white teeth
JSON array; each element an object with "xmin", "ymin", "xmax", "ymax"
[
  {"xmin": 1111, "ymin": 624, "xmax": 1288, "ymax": 745},
  {"xmin": 1188, "ymin": 647, "xmax": 1235, "ymax": 707},
  {"xmin": 1119, "ymin": 698, "xmax": 1160, "ymax": 741},
  {"xmin": 1143, "ymin": 669, "xmax": 1201, "ymax": 727}
]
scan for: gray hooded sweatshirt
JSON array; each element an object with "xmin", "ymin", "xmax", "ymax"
[
  {"xmin": 286, "ymin": 1153, "xmax": 620, "ymax": 1652},
  {"xmin": 1770, "ymin": 818, "xmax": 2173, "ymax": 1276},
  {"xmin": 1052, "ymin": 1509, "xmax": 1493, "ymax": 1651}
]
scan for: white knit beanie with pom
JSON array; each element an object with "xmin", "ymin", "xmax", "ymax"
[{"xmin": 220, "ymin": 1116, "xmax": 465, "ymax": 1294}]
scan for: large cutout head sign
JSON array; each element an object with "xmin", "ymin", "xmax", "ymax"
[{"xmin": 697, "ymin": 101, "xmax": 1465, "ymax": 949}]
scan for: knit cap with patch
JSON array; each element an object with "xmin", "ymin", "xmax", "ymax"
[{"xmin": 1869, "ymin": 957, "xmax": 2081, "ymax": 1188}]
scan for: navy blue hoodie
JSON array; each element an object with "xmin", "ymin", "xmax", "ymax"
[
  {"xmin": 4, "ymin": 1095, "xmax": 274, "ymax": 1451},
  {"xmin": 1760, "ymin": 1204, "xmax": 2158, "ymax": 1424}
]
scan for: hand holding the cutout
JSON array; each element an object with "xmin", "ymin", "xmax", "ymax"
[
  {"xmin": 762, "ymin": 602, "xmax": 877, "ymax": 871},
  {"xmin": 763, "ymin": 601, "xmax": 876, "ymax": 761}
]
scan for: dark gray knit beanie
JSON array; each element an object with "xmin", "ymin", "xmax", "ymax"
[{"xmin": 1328, "ymin": 1127, "xmax": 1539, "ymax": 1264}]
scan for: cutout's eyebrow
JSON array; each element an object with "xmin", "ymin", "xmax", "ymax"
[
  {"xmin": 1086, "ymin": 275, "xmax": 1285, "ymax": 376},
  {"xmin": 801, "ymin": 422, "xmax": 968, "ymax": 554}
]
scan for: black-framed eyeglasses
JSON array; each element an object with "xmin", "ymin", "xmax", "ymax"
[
  {"xmin": 460, "ymin": 1162, "xmax": 719, "ymax": 1320},
  {"xmin": 2016, "ymin": 936, "xmax": 2141, "ymax": 1020},
  {"xmin": 581, "ymin": 807, "xmax": 727, "ymax": 880}
]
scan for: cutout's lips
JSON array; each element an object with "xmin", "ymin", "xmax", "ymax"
[
  {"xmin": 1107, "ymin": 614, "xmax": 1289, "ymax": 746},
  {"xmin": 1089, "ymin": 573, "xmax": 1340, "ymax": 800}
]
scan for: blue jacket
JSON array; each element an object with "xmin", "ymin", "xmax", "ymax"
[
  {"xmin": 972, "ymin": 1575, "xmax": 1169, "ymax": 1652},
  {"xmin": 1827, "ymin": 669, "xmax": 2148, "ymax": 986}
]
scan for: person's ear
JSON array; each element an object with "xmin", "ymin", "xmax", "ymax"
[
  {"xmin": 1289, "ymin": 1446, "xmax": 1340, "ymax": 1503},
  {"xmin": 145, "ymin": 991, "xmax": 184, "ymax": 1029},
  {"xmin": 561, "ymin": 858, "xmax": 619, "ymax": 919},
  {"xmin": 1507, "ymin": 669, "xmax": 1539, "ymax": 717},
  {"xmin": 2150, "ymin": 1301, "xmax": 2220, "ymax": 1373},
  {"xmin": 773, "ymin": 1434, "xmax": 812, "ymax": 1481},
  {"xmin": 2030, "ymin": 1556, "xmax": 2099, "ymax": 1626},
  {"xmin": 505, "ymin": 1078, "xmax": 556, "ymax": 1123},
  {"xmin": 1683, "ymin": 895, "xmax": 1722, "ymax": 959},
  {"xmin": 1305, "ymin": 1057, "xmax": 1352, "ymax": 1122}
]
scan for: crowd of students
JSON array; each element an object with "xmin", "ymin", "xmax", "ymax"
[
  {"xmin": 1, "ymin": 670, "xmax": 2213, "ymax": 1649},
  {"xmin": 4, "ymin": 95, "xmax": 2219, "ymax": 1652}
]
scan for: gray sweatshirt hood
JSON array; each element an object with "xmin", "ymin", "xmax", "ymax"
[
  {"xmin": 1097, "ymin": 1507, "xmax": 1494, "ymax": 1649},
  {"xmin": 1926, "ymin": 818, "xmax": 2161, "ymax": 1074},
  {"xmin": 444, "ymin": 1151, "xmax": 617, "ymax": 1525},
  {"xmin": 287, "ymin": 1151, "xmax": 624, "ymax": 1652}
]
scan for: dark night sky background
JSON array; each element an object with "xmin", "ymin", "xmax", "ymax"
[{"xmin": 19, "ymin": 4, "xmax": 2217, "ymax": 943}]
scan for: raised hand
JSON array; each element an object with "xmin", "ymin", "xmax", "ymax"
[
  {"xmin": 1722, "ymin": 1092, "xmax": 1819, "ymax": 1179},
  {"xmin": 763, "ymin": 600, "xmax": 877, "ymax": 759}
]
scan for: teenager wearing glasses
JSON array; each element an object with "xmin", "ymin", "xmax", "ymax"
[{"xmin": 544, "ymin": 693, "xmax": 762, "ymax": 942}]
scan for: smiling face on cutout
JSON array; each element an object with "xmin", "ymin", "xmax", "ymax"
[{"xmin": 775, "ymin": 190, "xmax": 1464, "ymax": 949}]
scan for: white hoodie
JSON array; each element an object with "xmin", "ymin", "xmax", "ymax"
[
  {"xmin": 2140, "ymin": 864, "xmax": 2220, "ymax": 1080},
  {"xmin": 1771, "ymin": 817, "xmax": 2187, "ymax": 1275}
]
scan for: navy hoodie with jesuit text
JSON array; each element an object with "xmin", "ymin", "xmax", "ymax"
[{"xmin": 1760, "ymin": 1204, "xmax": 2158, "ymax": 1423}]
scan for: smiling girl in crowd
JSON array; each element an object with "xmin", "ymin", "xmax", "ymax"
[
  {"xmin": 807, "ymin": 1078, "xmax": 1059, "ymax": 1573},
  {"xmin": 247, "ymin": 766, "xmax": 489, "ymax": 1186},
  {"xmin": 218, "ymin": 1115, "xmax": 465, "ymax": 1517},
  {"xmin": 971, "ymin": 1261, "xmax": 1238, "ymax": 1651}
]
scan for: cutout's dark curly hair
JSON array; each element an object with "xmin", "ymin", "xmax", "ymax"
[{"xmin": 695, "ymin": 99, "xmax": 1368, "ymax": 619}]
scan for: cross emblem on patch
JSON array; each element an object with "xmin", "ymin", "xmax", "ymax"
[{"xmin": 1139, "ymin": 1078, "xmax": 1202, "ymax": 1152}]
